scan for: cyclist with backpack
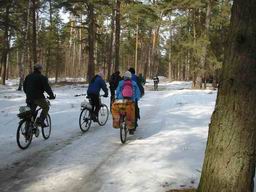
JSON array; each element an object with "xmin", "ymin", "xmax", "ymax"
[
  {"xmin": 87, "ymin": 71, "xmax": 108, "ymax": 121},
  {"xmin": 116, "ymin": 71, "xmax": 141, "ymax": 134}
]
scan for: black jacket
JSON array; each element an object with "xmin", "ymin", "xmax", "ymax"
[
  {"xmin": 109, "ymin": 73, "xmax": 122, "ymax": 91},
  {"xmin": 23, "ymin": 71, "xmax": 54, "ymax": 101}
]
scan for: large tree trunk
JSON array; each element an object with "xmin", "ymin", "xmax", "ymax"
[
  {"xmin": 134, "ymin": 17, "xmax": 139, "ymax": 73},
  {"xmin": 194, "ymin": 1, "xmax": 212, "ymax": 89},
  {"xmin": 31, "ymin": 0, "xmax": 37, "ymax": 66},
  {"xmin": 198, "ymin": 1, "xmax": 256, "ymax": 191},
  {"xmin": 107, "ymin": 0, "xmax": 115, "ymax": 80},
  {"xmin": 114, "ymin": 0, "xmax": 121, "ymax": 72},
  {"xmin": 87, "ymin": 3, "xmax": 95, "ymax": 82},
  {"xmin": 1, "ymin": 4, "xmax": 10, "ymax": 85}
]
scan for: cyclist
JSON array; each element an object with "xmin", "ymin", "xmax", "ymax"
[
  {"xmin": 153, "ymin": 75, "xmax": 159, "ymax": 91},
  {"xmin": 138, "ymin": 73, "xmax": 146, "ymax": 86},
  {"xmin": 109, "ymin": 71, "xmax": 122, "ymax": 109},
  {"xmin": 116, "ymin": 71, "xmax": 141, "ymax": 134},
  {"xmin": 87, "ymin": 71, "xmax": 108, "ymax": 121},
  {"xmin": 128, "ymin": 68, "xmax": 144, "ymax": 130},
  {"xmin": 23, "ymin": 64, "xmax": 55, "ymax": 127}
]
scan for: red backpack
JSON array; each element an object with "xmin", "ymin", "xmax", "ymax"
[{"xmin": 122, "ymin": 80, "xmax": 133, "ymax": 98}]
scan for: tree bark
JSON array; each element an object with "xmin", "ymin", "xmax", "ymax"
[
  {"xmin": 135, "ymin": 17, "xmax": 139, "ymax": 73},
  {"xmin": 31, "ymin": 0, "xmax": 37, "ymax": 66},
  {"xmin": 114, "ymin": 0, "xmax": 121, "ymax": 72},
  {"xmin": 198, "ymin": 0, "xmax": 256, "ymax": 191},
  {"xmin": 107, "ymin": 0, "xmax": 115, "ymax": 80},
  {"xmin": 1, "ymin": 3, "xmax": 10, "ymax": 85},
  {"xmin": 87, "ymin": 3, "xmax": 95, "ymax": 82}
]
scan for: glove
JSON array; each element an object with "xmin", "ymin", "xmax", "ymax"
[
  {"xmin": 48, "ymin": 94, "xmax": 56, "ymax": 100},
  {"xmin": 103, "ymin": 94, "xmax": 108, "ymax": 98}
]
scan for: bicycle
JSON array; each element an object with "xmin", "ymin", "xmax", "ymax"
[
  {"xmin": 112, "ymin": 99, "xmax": 134, "ymax": 144},
  {"xmin": 16, "ymin": 99, "xmax": 52, "ymax": 150},
  {"xmin": 119, "ymin": 111, "xmax": 128, "ymax": 144},
  {"xmin": 79, "ymin": 95, "xmax": 109, "ymax": 132}
]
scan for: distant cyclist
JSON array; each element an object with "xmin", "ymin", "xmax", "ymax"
[
  {"xmin": 116, "ymin": 71, "xmax": 141, "ymax": 134},
  {"xmin": 153, "ymin": 75, "xmax": 159, "ymax": 91},
  {"xmin": 23, "ymin": 64, "xmax": 55, "ymax": 127},
  {"xmin": 87, "ymin": 71, "xmax": 108, "ymax": 121}
]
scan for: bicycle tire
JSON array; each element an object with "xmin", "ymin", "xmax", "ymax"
[
  {"xmin": 120, "ymin": 116, "xmax": 127, "ymax": 144},
  {"xmin": 16, "ymin": 120, "xmax": 33, "ymax": 149},
  {"xmin": 97, "ymin": 104, "xmax": 109, "ymax": 126},
  {"xmin": 42, "ymin": 114, "xmax": 51, "ymax": 140},
  {"xmin": 79, "ymin": 108, "xmax": 91, "ymax": 132}
]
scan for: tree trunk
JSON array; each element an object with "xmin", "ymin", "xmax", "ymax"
[
  {"xmin": 107, "ymin": 1, "xmax": 115, "ymax": 80},
  {"xmin": 195, "ymin": 1, "xmax": 212, "ymax": 89},
  {"xmin": 87, "ymin": 3, "xmax": 95, "ymax": 82},
  {"xmin": 1, "ymin": 4, "xmax": 10, "ymax": 85},
  {"xmin": 114, "ymin": 0, "xmax": 121, "ymax": 72},
  {"xmin": 31, "ymin": 0, "xmax": 37, "ymax": 66},
  {"xmin": 198, "ymin": 1, "xmax": 256, "ymax": 191},
  {"xmin": 134, "ymin": 17, "xmax": 139, "ymax": 73}
]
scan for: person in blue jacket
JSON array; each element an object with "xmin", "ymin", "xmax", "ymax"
[
  {"xmin": 116, "ymin": 71, "xmax": 141, "ymax": 102},
  {"xmin": 128, "ymin": 68, "xmax": 144, "ymax": 130},
  {"xmin": 87, "ymin": 71, "xmax": 108, "ymax": 121},
  {"xmin": 116, "ymin": 71, "xmax": 141, "ymax": 134}
]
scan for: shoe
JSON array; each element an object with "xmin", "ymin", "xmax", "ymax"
[
  {"xmin": 33, "ymin": 128, "xmax": 40, "ymax": 137},
  {"xmin": 129, "ymin": 129, "xmax": 135, "ymax": 135},
  {"xmin": 92, "ymin": 114, "xmax": 98, "ymax": 122}
]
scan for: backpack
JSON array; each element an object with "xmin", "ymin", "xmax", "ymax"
[{"xmin": 122, "ymin": 80, "xmax": 133, "ymax": 98}]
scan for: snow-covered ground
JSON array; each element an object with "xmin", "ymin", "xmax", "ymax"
[{"xmin": 0, "ymin": 81, "xmax": 217, "ymax": 192}]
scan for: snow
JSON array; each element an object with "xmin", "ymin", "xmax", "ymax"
[{"xmin": 0, "ymin": 80, "xmax": 217, "ymax": 192}]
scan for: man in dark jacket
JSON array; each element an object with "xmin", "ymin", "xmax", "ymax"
[
  {"xmin": 87, "ymin": 71, "xmax": 108, "ymax": 121},
  {"xmin": 109, "ymin": 71, "xmax": 122, "ymax": 108},
  {"xmin": 23, "ymin": 64, "xmax": 55, "ymax": 127},
  {"xmin": 128, "ymin": 67, "xmax": 144, "ymax": 130}
]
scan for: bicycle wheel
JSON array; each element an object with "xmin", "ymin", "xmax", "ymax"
[
  {"xmin": 120, "ymin": 116, "xmax": 128, "ymax": 144},
  {"xmin": 16, "ymin": 120, "xmax": 33, "ymax": 149},
  {"xmin": 42, "ymin": 114, "xmax": 51, "ymax": 140},
  {"xmin": 79, "ymin": 108, "xmax": 92, "ymax": 132},
  {"xmin": 98, "ymin": 104, "xmax": 109, "ymax": 126}
]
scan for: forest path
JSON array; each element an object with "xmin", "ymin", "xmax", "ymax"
[{"xmin": 0, "ymin": 82, "xmax": 216, "ymax": 192}]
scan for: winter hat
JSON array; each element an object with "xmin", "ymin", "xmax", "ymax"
[
  {"xmin": 34, "ymin": 64, "xmax": 43, "ymax": 71},
  {"xmin": 128, "ymin": 67, "xmax": 135, "ymax": 74},
  {"xmin": 124, "ymin": 71, "xmax": 132, "ymax": 80}
]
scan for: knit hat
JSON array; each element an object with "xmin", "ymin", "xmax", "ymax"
[
  {"xmin": 34, "ymin": 64, "xmax": 43, "ymax": 71},
  {"xmin": 123, "ymin": 71, "xmax": 132, "ymax": 80}
]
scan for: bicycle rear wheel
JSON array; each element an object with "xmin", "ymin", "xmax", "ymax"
[
  {"xmin": 120, "ymin": 116, "xmax": 128, "ymax": 144},
  {"xmin": 98, "ymin": 104, "xmax": 109, "ymax": 126},
  {"xmin": 16, "ymin": 120, "xmax": 33, "ymax": 149},
  {"xmin": 42, "ymin": 114, "xmax": 51, "ymax": 139},
  {"xmin": 79, "ymin": 108, "xmax": 92, "ymax": 132}
]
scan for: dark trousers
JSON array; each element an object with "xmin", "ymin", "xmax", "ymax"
[
  {"xmin": 110, "ymin": 88, "xmax": 115, "ymax": 111},
  {"xmin": 88, "ymin": 93, "xmax": 100, "ymax": 116},
  {"xmin": 134, "ymin": 101, "xmax": 140, "ymax": 129},
  {"xmin": 28, "ymin": 98, "xmax": 49, "ymax": 121}
]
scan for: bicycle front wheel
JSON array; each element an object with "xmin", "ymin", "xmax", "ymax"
[
  {"xmin": 16, "ymin": 120, "xmax": 33, "ymax": 149},
  {"xmin": 120, "ymin": 117, "xmax": 128, "ymax": 144},
  {"xmin": 79, "ymin": 108, "xmax": 92, "ymax": 132},
  {"xmin": 42, "ymin": 114, "xmax": 51, "ymax": 140},
  {"xmin": 98, "ymin": 104, "xmax": 109, "ymax": 126}
]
